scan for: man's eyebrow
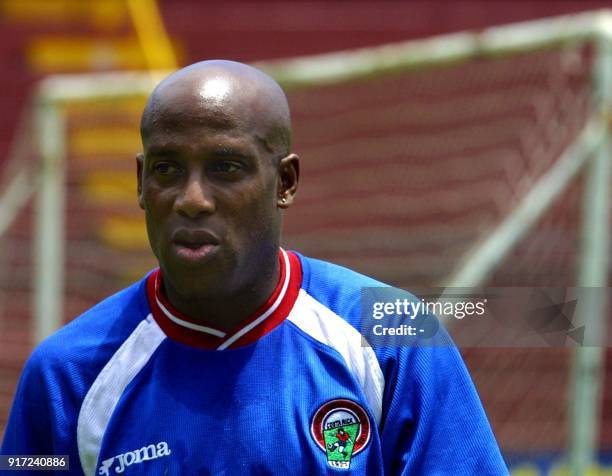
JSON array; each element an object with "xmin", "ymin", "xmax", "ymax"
[
  {"xmin": 146, "ymin": 147, "xmax": 177, "ymax": 158},
  {"xmin": 213, "ymin": 148, "xmax": 251, "ymax": 159}
]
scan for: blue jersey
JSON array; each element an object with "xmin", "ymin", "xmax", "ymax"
[{"xmin": 2, "ymin": 250, "xmax": 508, "ymax": 475}]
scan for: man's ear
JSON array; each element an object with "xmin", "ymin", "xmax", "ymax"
[
  {"xmin": 136, "ymin": 153, "xmax": 145, "ymax": 210},
  {"xmin": 277, "ymin": 153, "xmax": 299, "ymax": 209}
]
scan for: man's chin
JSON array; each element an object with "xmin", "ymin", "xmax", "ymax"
[
  {"xmin": 161, "ymin": 251, "xmax": 229, "ymax": 292},
  {"xmin": 163, "ymin": 269, "xmax": 226, "ymax": 301}
]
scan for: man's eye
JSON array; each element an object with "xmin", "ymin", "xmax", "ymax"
[
  {"xmin": 212, "ymin": 161, "xmax": 242, "ymax": 173},
  {"xmin": 153, "ymin": 162, "xmax": 180, "ymax": 175}
]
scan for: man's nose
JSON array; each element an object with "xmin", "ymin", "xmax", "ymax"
[{"xmin": 174, "ymin": 174, "xmax": 215, "ymax": 218}]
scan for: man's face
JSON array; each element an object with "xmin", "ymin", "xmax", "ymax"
[{"xmin": 137, "ymin": 90, "xmax": 284, "ymax": 301}]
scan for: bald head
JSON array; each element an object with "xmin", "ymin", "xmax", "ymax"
[
  {"xmin": 141, "ymin": 60, "xmax": 292, "ymax": 157},
  {"xmin": 136, "ymin": 60, "xmax": 300, "ymax": 314}
]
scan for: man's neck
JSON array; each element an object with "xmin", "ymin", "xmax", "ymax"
[{"xmin": 161, "ymin": 252, "xmax": 281, "ymax": 331}]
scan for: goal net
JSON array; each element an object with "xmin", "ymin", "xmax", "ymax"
[{"xmin": 0, "ymin": 9, "xmax": 610, "ymax": 473}]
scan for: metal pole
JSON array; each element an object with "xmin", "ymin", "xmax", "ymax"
[
  {"xmin": 33, "ymin": 101, "xmax": 66, "ymax": 344},
  {"xmin": 569, "ymin": 30, "xmax": 611, "ymax": 475},
  {"xmin": 444, "ymin": 118, "xmax": 604, "ymax": 288},
  {"xmin": 27, "ymin": 12, "xmax": 611, "ymax": 98},
  {"xmin": 259, "ymin": 10, "xmax": 612, "ymax": 88},
  {"xmin": 125, "ymin": 0, "xmax": 178, "ymax": 71}
]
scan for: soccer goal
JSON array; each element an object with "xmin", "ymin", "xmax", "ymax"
[{"xmin": 0, "ymin": 9, "xmax": 610, "ymax": 474}]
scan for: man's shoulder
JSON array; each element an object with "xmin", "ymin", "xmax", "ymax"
[
  {"xmin": 292, "ymin": 252, "xmax": 432, "ymax": 348},
  {"xmin": 27, "ymin": 275, "xmax": 151, "ymax": 373},
  {"xmin": 295, "ymin": 253, "xmax": 388, "ymax": 325},
  {"xmin": 298, "ymin": 253, "xmax": 387, "ymax": 291}
]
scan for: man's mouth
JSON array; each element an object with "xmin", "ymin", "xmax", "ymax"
[{"xmin": 171, "ymin": 229, "xmax": 220, "ymax": 264}]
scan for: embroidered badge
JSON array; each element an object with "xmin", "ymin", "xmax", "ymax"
[{"xmin": 311, "ymin": 398, "xmax": 371, "ymax": 469}]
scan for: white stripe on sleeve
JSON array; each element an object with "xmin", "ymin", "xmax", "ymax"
[
  {"xmin": 77, "ymin": 316, "xmax": 166, "ymax": 476},
  {"xmin": 287, "ymin": 290, "xmax": 385, "ymax": 426}
]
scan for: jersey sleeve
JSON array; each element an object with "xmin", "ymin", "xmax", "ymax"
[
  {"xmin": 1, "ymin": 348, "xmax": 55, "ymax": 456},
  {"xmin": 2, "ymin": 278, "xmax": 149, "ymax": 471},
  {"xmin": 375, "ymin": 339, "xmax": 509, "ymax": 475}
]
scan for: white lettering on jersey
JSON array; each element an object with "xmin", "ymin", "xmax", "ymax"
[{"xmin": 98, "ymin": 441, "xmax": 171, "ymax": 475}]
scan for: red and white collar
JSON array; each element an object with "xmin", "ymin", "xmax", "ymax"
[{"xmin": 146, "ymin": 248, "xmax": 302, "ymax": 350}]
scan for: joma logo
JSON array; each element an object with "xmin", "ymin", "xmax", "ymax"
[{"xmin": 98, "ymin": 441, "xmax": 171, "ymax": 475}]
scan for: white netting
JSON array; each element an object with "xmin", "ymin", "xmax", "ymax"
[
  {"xmin": 280, "ymin": 44, "xmax": 596, "ymax": 454},
  {"xmin": 284, "ymin": 44, "xmax": 593, "ymax": 290}
]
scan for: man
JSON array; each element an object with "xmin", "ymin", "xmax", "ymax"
[{"xmin": 2, "ymin": 60, "xmax": 508, "ymax": 475}]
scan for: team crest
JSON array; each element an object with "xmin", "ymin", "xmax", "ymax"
[{"xmin": 310, "ymin": 399, "xmax": 371, "ymax": 469}]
